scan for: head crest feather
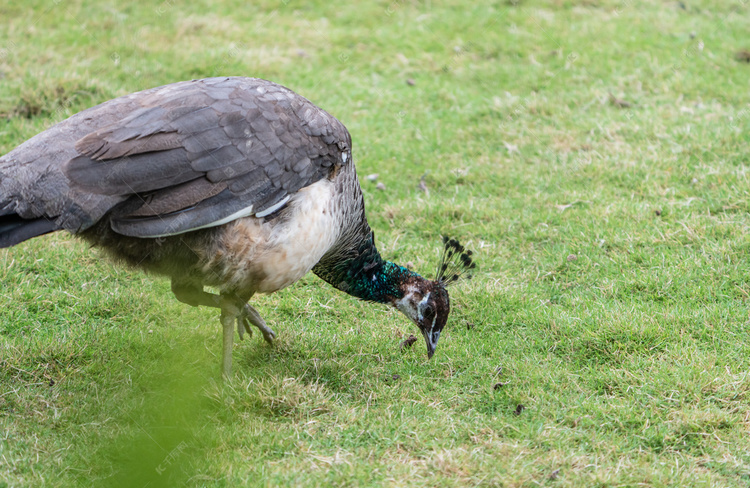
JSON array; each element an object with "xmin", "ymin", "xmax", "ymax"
[{"xmin": 435, "ymin": 236, "xmax": 476, "ymax": 286}]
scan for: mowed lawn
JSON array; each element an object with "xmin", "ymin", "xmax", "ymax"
[{"xmin": 2, "ymin": 0, "xmax": 750, "ymax": 486}]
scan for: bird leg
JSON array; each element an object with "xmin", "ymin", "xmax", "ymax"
[
  {"xmin": 171, "ymin": 281, "xmax": 276, "ymax": 341},
  {"xmin": 218, "ymin": 296, "xmax": 276, "ymax": 378},
  {"xmin": 218, "ymin": 296, "xmax": 241, "ymax": 378},
  {"xmin": 171, "ymin": 281, "xmax": 277, "ymax": 377},
  {"xmin": 171, "ymin": 282, "xmax": 221, "ymax": 307}
]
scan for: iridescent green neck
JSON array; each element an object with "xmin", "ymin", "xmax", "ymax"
[
  {"xmin": 345, "ymin": 260, "xmax": 417, "ymax": 303},
  {"xmin": 312, "ymin": 233, "xmax": 418, "ymax": 303}
]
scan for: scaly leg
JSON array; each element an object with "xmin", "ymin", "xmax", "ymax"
[
  {"xmin": 171, "ymin": 281, "xmax": 276, "ymax": 341},
  {"xmin": 219, "ymin": 296, "xmax": 241, "ymax": 378},
  {"xmin": 171, "ymin": 281, "xmax": 277, "ymax": 377},
  {"xmin": 221, "ymin": 305, "xmax": 239, "ymax": 378}
]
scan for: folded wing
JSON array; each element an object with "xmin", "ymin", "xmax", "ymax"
[{"xmin": 63, "ymin": 78, "xmax": 351, "ymax": 237}]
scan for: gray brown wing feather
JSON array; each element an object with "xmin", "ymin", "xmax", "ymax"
[{"xmin": 60, "ymin": 77, "xmax": 351, "ymax": 237}]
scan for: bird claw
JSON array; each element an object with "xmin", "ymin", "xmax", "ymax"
[
  {"xmin": 237, "ymin": 306, "xmax": 276, "ymax": 345},
  {"xmin": 259, "ymin": 326, "xmax": 276, "ymax": 345},
  {"xmin": 254, "ymin": 321, "xmax": 276, "ymax": 345}
]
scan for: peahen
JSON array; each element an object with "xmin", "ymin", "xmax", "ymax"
[{"xmin": 0, "ymin": 77, "xmax": 475, "ymax": 376}]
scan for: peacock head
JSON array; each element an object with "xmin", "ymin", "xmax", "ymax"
[{"xmin": 392, "ymin": 237, "xmax": 475, "ymax": 359}]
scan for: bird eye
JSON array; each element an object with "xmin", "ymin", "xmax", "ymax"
[{"xmin": 423, "ymin": 305, "xmax": 435, "ymax": 319}]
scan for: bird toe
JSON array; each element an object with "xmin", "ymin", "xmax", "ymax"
[
  {"xmin": 237, "ymin": 315, "xmax": 253, "ymax": 341},
  {"xmin": 239, "ymin": 303, "xmax": 276, "ymax": 345}
]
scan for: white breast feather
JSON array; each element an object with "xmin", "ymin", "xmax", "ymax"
[
  {"xmin": 258, "ymin": 180, "xmax": 339, "ymax": 292},
  {"xmin": 214, "ymin": 179, "xmax": 339, "ymax": 294}
]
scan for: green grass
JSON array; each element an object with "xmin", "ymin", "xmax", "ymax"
[{"xmin": 2, "ymin": 0, "xmax": 750, "ymax": 486}]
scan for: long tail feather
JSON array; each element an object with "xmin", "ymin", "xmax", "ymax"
[{"xmin": 0, "ymin": 214, "xmax": 61, "ymax": 248}]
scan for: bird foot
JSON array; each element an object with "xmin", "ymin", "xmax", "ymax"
[
  {"xmin": 237, "ymin": 304, "xmax": 276, "ymax": 345},
  {"xmin": 257, "ymin": 323, "xmax": 276, "ymax": 345}
]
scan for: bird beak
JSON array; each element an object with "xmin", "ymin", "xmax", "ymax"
[{"xmin": 422, "ymin": 329, "xmax": 441, "ymax": 359}]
